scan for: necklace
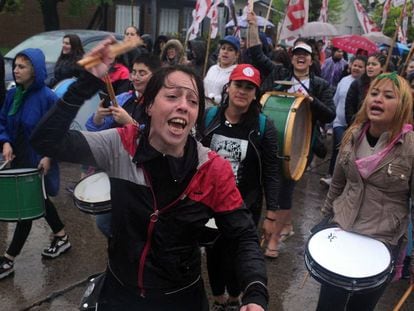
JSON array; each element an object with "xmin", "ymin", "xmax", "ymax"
[{"xmin": 224, "ymin": 120, "xmax": 233, "ymax": 128}]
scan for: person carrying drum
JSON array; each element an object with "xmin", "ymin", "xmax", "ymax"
[
  {"xmin": 0, "ymin": 48, "xmax": 70, "ymax": 280},
  {"xmin": 201, "ymin": 64, "xmax": 281, "ymax": 310},
  {"xmin": 30, "ymin": 37, "xmax": 268, "ymax": 311},
  {"xmin": 246, "ymin": 11, "xmax": 336, "ymax": 258},
  {"xmin": 313, "ymin": 72, "xmax": 414, "ymax": 310}
]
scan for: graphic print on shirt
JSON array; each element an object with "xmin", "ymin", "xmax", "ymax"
[{"xmin": 210, "ymin": 133, "xmax": 248, "ymax": 184}]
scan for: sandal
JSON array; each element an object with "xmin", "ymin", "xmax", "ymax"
[
  {"xmin": 264, "ymin": 247, "xmax": 279, "ymax": 259},
  {"xmin": 279, "ymin": 225, "xmax": 295, "ymax": 242}
]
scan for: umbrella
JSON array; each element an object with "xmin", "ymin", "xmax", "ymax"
[
  {"xmin": 362, "ymin": 32, "xmax": 392, "ymax": 45},
  {"xmin": 225, "ymin": 15, "xmax": 275, "ymax": 28},
  {"xmin": 297, "ymin": 22, "xmax": 338, "ymax": 37},
  {"xmin": 379, "ymin": 43, "xmax": 409, "ymax": 56},
  {"xmin": 331, "ymin": 35, "xmax": 378, "ymax": 54}
]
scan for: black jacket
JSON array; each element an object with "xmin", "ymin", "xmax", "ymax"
[
  {"xmin": 345, "ymin": 76, "xmax": 370, "ymax": 125},
  {"xmin": 248, "ymin": 44, "xmax": 335, "ymax": 126},
  {"xmin": 30, "ymin": 71, "xmax": 268, "ymax": 309},
  {"xmin": 202, "ymin": 106, "xmax": 281, "ymax": 214}
]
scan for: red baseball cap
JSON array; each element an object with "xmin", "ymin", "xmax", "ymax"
[{"xmin": 229, "ymin": 64, "xmax": 261, "ymax": 88}]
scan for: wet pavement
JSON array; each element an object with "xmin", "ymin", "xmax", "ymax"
[{"xmin": 1, "ymin": 156, "xmax": 414, "ymax": 310}]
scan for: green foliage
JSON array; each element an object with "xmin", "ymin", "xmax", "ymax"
[
  {"xmin": 67, "ymin": 0, "xmax": 112, "ymax": 16},
  {"xmin": 0, "ymin": 0, "xmax": 23, "ymax": 13}
]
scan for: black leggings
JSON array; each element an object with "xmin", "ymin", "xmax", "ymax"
[{"xmin": 7, "ymin": 197, "xmax": 65, "ymax": 257}]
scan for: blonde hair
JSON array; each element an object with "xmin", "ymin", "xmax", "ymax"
[{"xmin": 341, "ymin": 74, "xmax": 414, "ymax": 149}]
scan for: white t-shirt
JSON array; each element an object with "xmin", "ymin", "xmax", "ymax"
[{"xmin": 204, "ymin": 64, "xmax": 237, "ymax": 105}]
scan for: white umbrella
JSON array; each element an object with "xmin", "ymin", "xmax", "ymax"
[
  {"xmin": 225, "ymin": 15, "xmax": 275, "ymax": 28},
  {"xmin": 297, "ymin": 22, "xmax": 338, "ymax": 37},
  {"xmin": 362, "ymin": 32, "xmax": 392, "ymax": 45}
]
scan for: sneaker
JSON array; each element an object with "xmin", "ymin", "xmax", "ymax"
[
  {"xmin": 41, "ymin": 235, "xmax": 71, "ymax": 258},
  {"xmin": 226, "ymin": 301, "xmax": 240, "ymax": 311},
  {"xmin": 0, "ymin": 256, "xmax": 14, "ymax": 279},
  {"xmin": 320, "ymin": 175, "xmax": 332, "ymax": 187},
  {"xmin": 211, "ymin": 302, "xmax": 226, "ymax": 311}
]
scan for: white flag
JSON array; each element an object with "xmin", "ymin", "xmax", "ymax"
[
  {"xmin": 393, "ymin": 0, "xmax": 405, "ymax": 6},
  {"xmin": 352, "ymin": 0, "xmax": 380, "ymax": 34},
  {"xmin": 279, "ymin": 0, "xmax": 309, "ymax": 40},
  {"xmin": 187, "ymin": 0, "xmax": 212, "ymax": 41}
]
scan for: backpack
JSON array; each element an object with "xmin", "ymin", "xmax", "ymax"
[{"xmin": 204, "ymin": 106, "xmax": 266, "ymax": 139}]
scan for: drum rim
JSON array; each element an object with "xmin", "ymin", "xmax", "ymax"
[
  {"xmin": 305, "ymin": 225, "xmax": 393, "ymax": 286},
  {"xmin": 73, "ymin": 171, "xmax": 111, "ymax": 203},
  {"xmin": 74, "ymin": 198, "xmax": 112, "ymax": 215},
  {"xmin": 283, "ymin": 95, "xmax": 312, "ymax": 181},
  {"xmin": 0, "ymin": 168, "xmax": 40, "ymax": 177}
]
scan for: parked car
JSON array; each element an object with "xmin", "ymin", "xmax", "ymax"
[{"xmin": 4, "ymin": 30, "xmax": 124, "ymax": 89}]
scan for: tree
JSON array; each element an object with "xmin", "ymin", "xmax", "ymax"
[{"xmin": 0, "ymin": 0, "xmax": 113, "ymax": 31}]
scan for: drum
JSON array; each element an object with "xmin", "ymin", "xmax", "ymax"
[
  {"xmin": 73, "ymin": 172, "xmax": 111, "ymax": 214},
  {"xmin": 304, "ymin": 226, "xmax": 393, "ymax": 292},
  {"xmin": 260, "ymin": 91, "xmax": 312, "ymax": 181},
  {"xmin": 53, "ymin": 78, "xmax": 101, "ymax": 131},
  {"xmin": 0, "ymin": 168, "xmax": 45, "ymax": 221}
]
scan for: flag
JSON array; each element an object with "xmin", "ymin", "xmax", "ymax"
[
  {"xmin": 279, "ymin": 0, "xmax": 309, "ymax": 40},
  {"xmin": 187, "ymin": 0, "xmax": 212, "ymax": 41},
  {"xmin": 400, "ymin": 4, "xmax": 408, "ymax": 44},
  {"xmin": 207, "ymin": 1, "xmax": 220, "ymax": 38},
  {"xmin": 381, "ymin": 0, "xmax": 391, "ymax": 27},
  {"xmin": 352, "ymin": 0, "xmax": 380, "ymax": 34},
  {"xmin": 318, "ymin": 0, "xmax": 328, "ymax": 22}
]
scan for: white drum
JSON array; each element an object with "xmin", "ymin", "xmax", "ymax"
[
  {"xmin": 304, "ymin": 226, "xmax": 392, "ymax": 292},
  {"xmin": 73, "ymin": 172, "xmax": 111, "ymax": 214}
]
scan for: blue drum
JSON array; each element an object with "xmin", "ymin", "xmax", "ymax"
[{"xmin": 53, "ymin": 78, "xmax": 100, "ymax": 131}]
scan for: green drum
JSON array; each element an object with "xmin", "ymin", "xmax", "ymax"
[
  {"xmin": 261, "ymin": 91, "xmax": 312, "ymax": 181},
  {"xmin": 0, "ymin": 168, "xmax": 45, "ymax": 221}
]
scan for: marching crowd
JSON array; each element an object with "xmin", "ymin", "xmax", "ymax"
[{"xmin": 1, "ymin": 10, "xmax": 414, "ymax": 311}]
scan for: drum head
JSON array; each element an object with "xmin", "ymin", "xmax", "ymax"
[
  {"xmin": 307, "ymin": 227, "xmax": 391, "ymax": 278},
  {"xmin": 74, "ymin": 172, "xmax": 110, "ymax": 203}
]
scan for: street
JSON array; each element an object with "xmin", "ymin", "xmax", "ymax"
[{"xmin": 0, "ymin": 156, "xmax": 413, "ymax": 310}]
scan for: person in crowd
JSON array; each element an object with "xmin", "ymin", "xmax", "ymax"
[
  {"xmin": 160, "ymin": 39, "xmax": 185, "ymax": 67},
  {"xmin": 120, "ymin": 25, "xmax": 147, "ymax": 70},
  {"xmin": 246, "ymin": 11, "xmax": 335, "ymax": 258},
  {"xmin": 49, "ymin": 34, "xmax": 84, "ymax": 87},
  {"xmin": 204, "ymin": 35, "xmax": 240, "ymax": 106},
  {"xmin": 292, "ymin": 37, "xmax": 322, "ymax": 77},
  {"xmin": 153, "ymin": 35, "xmax": 169, "ymax": 57},
  {"xmin": 187, "ymin": 39, "xmax": 211, "ymax": 78},
  {"xmin": 0, "ymin": 51, "xmax": 6, "ymax": 108},
  {"xmin": 402, "ymin": 58, "xmax": 414, "ymax": 78},
  {"xmin": 270, "ymin": 49, "xmax": 291, "ymax": 68},
  {"xmin": 30, "ymin": 37, "xmax": 268, "ymax": 311},
  {"xmin": 0, "ymin": 48, "xmax": 70, "ymax": 280},
  {"xmin": 321, "ymin": 46, "xmax": 348, "ymax": 90},
  {"xmin": 107, "ymin": 55, "xmax": 131, "ymax": 95},
  {"xmin": 345, "ymin": 52, "xmax": 386, "ymax": 125},
  {"xmin": 201, "ymin": 64, "xmax": 280, "ymax": 311},
  {"xmin": 140, "ymin": 34, "xmax": 153, "ymax": 55},
  {"xmin": 85, "ymin": 54, "xmax": 161, "ymax": 238},
  {"xmin": 316, "ymin": 72, "xmax": 414, "ymax": 311},
  {"xmin": 320, "ymin": 55, "xmax": 367, "ymax": 187}
]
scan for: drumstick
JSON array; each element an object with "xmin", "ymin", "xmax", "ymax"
[
  {"xmin": 103, "ymin": 74, "xmax": 119, "ymax": 108},
  {"xmin": 392, "ymin": 284, "xmax": 414, "ymax": 311},
  {"xmin": 300, "ymin": 272, "xmax": 310, "ymax": 289},
  {"xmin": 77, "ymin": 38, "xmax": 142, "ymax": 69}
]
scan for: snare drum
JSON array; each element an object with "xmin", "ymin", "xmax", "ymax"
[
  {"xmin": 304, "ymin": 227, "xmax": 393, "ymax": 292},
  {"xmin": 73, "ymin": 172, "xmax": 111, "ymax": 214},
  {"xmin": 260, "ymin": 92, "xmax": 312, "ymax": 180},
  {"xmin": 53, "ymin": 78, "xmax": 100, "ymax": 131},
  {"xmin": 0, "ymin": 168, "xmax": 45, "ymax": 221}
]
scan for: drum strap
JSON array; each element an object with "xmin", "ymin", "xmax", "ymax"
[{"xmin": 205, "ymin": 106, "xmax": 266, "ymax": 138}]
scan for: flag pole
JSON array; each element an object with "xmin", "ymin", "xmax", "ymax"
[
  {"xmin": 275, "ymin": 0, "xmax": 291, "ymax": 44},
  {"xmin": 385, "ymin": 0, "xmax": 407, "ymax": 71},
  {"xmin": 203, "ymin": 24, "xmax": 212, "ymax": 78},
  {"xmin": 265, "ymin": 0, "xmax": 274, "ymax": 23}
]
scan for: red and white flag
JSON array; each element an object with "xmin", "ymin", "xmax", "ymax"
[
  {"xmin": 279, "ymin": 0, "xmax": 309, "ymax": 40},
  {"xmin": 318, "ymin": 0, "xmax": 328, "ymax": 23},
  {"xmin": 352, "ymin": 0, "xmax": 380, "ymax": 34},
  {"xmin": 399, "ymin": 4, "xmax": 408, "ymax": 44},
  {"xmin": 381, "ymin": 0, "xmax": 392, "ymax": 27},
  {"xmin": 393, "ymin": 0, "xmax": 405, "ymax": 6},
  {"xmin": 187, "ymin": 0, "xmax": 212, "ymax": 41},
  {"xmin": 207, "ymin": 1, "xmax": 220, "ymax": 38}
]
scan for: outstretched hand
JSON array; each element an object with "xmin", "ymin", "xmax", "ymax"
[{"xmin": 83, "ymin": 36, "xmax": 117, "ymax": 78}]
